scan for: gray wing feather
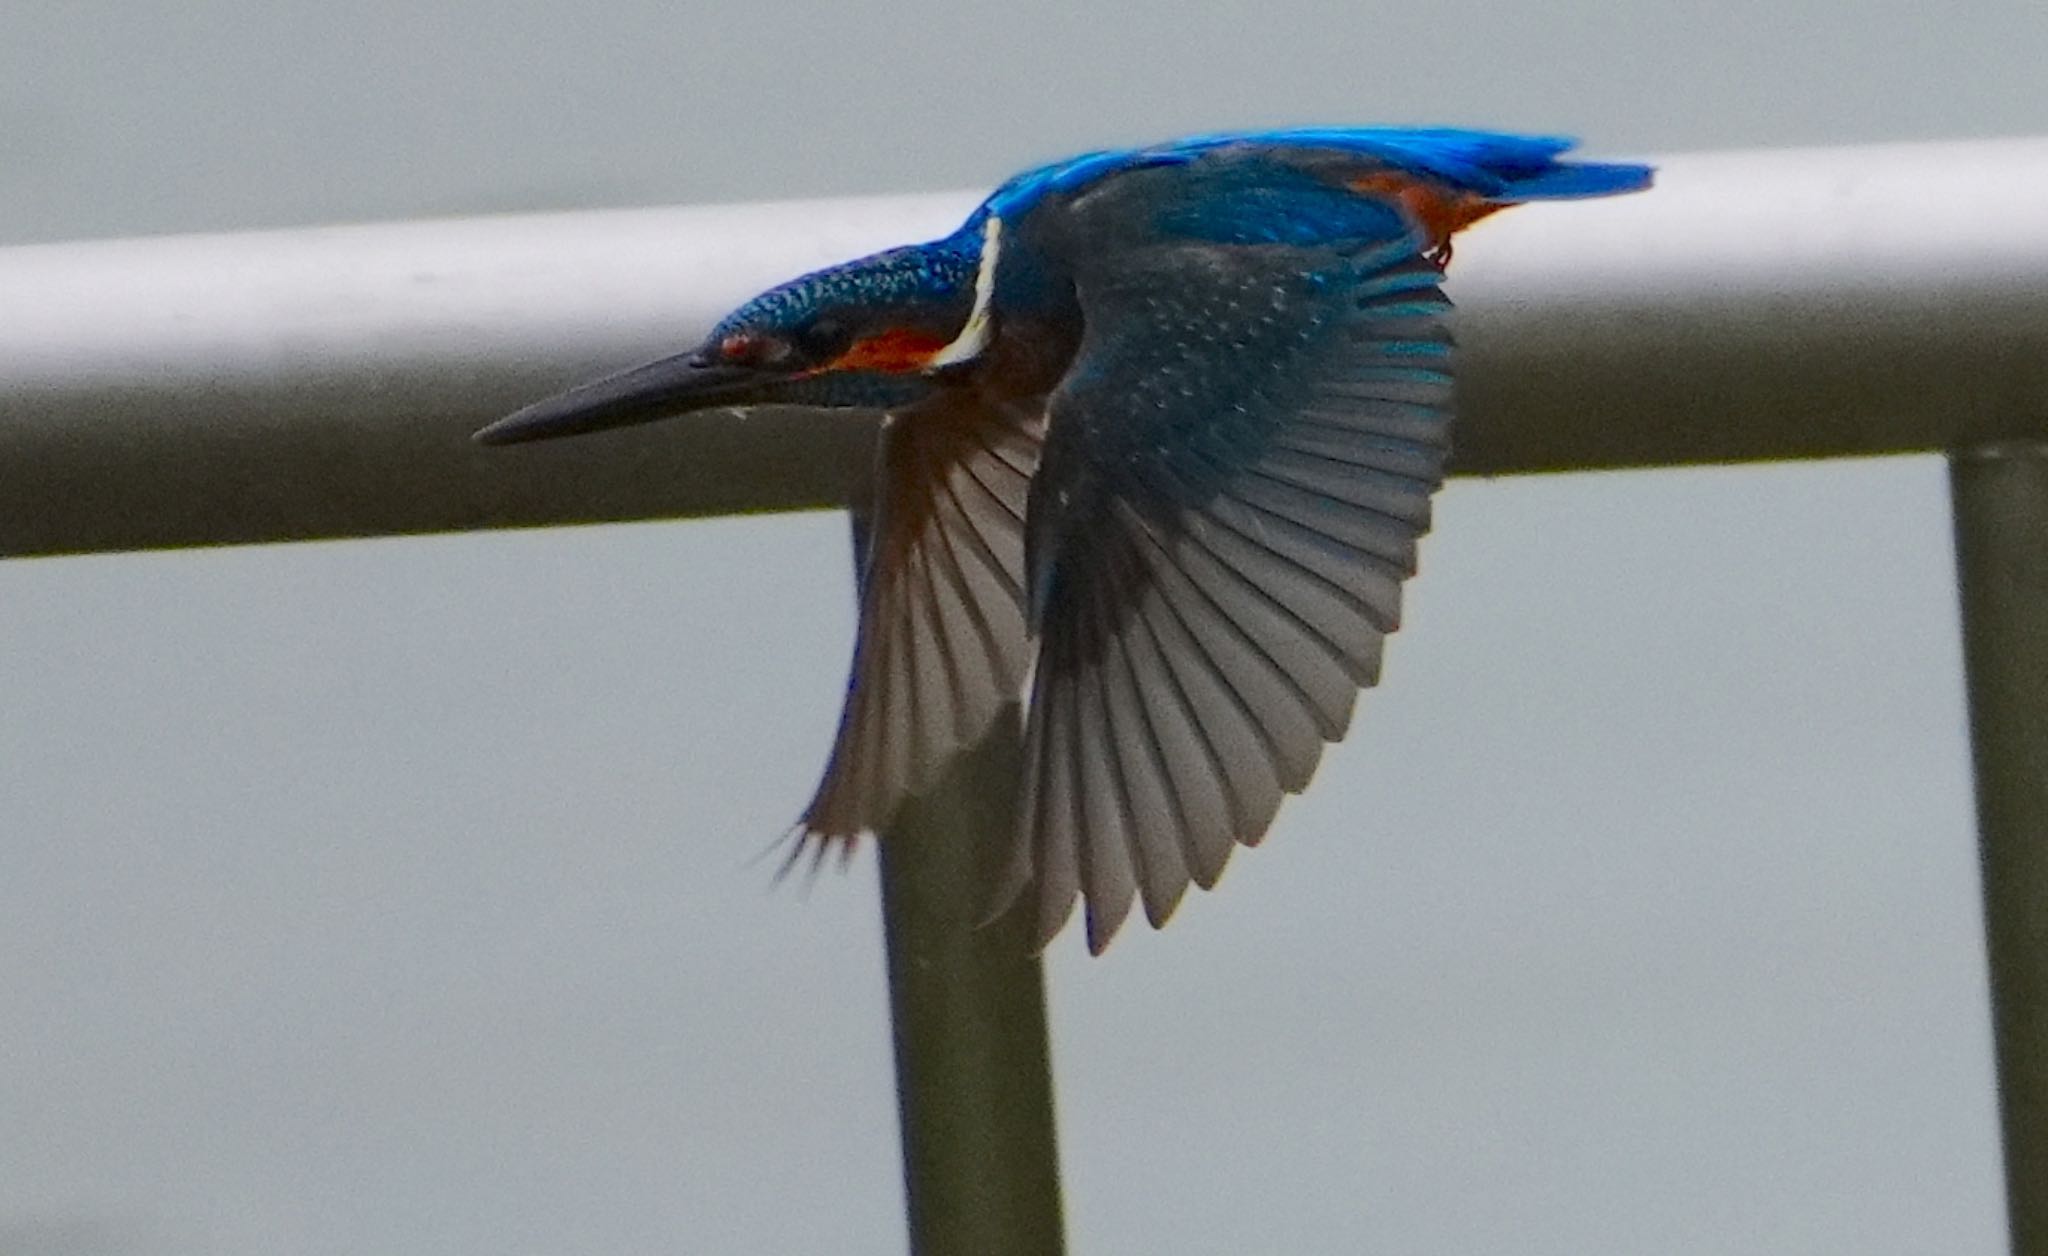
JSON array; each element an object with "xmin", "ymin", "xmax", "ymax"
[
  {"xmin": 798, "ymin": 397, "xmax": 1042, "ymax": 850},
  {"xmin": 1010, "ymin": 241, "xmax": 1454, "ymax": 952}
]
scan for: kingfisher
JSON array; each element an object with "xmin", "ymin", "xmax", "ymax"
[{"xmin": 478, "ymin": 128, "xmax": 1652, "ymax": 953}]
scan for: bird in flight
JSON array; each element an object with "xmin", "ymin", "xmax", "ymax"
[{"xmin": 477, "ymin": 128, "xmax": 1653, "ymax": 953}]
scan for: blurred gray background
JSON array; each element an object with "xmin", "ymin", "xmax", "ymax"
[{"xmin": 4, "ymin": 2, "xmax": 2045, "ymax": 1253}]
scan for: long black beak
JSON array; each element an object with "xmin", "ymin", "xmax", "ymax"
[{"xmin": 473, "ymin": 354, "xmax": 770, "ymax": 446}]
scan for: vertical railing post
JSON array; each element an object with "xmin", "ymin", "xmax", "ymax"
[
  {"xmin": 879, "ymin": 727, "xmax": 1066, "ymax": 1256},
  {"xmin": 848, "ymin": 512, "xmax": 1066, "ymax": 1256},
  {"xmin": 1951, "ymin": 442, "xmax": 2048, "ymax": 1256}
]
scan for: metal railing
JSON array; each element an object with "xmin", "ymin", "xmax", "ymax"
[{"xmin": 4, "ymin": 136, "xmax": 2044, "ymax": 1255}]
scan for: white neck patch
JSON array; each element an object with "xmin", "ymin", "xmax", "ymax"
[{"xmin": 927, "ymin": 215, "xmax": 1002, "ymax": 369}]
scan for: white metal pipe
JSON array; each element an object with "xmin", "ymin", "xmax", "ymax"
[{"xmin": 4, "ymin": 137, "xmax": 2047, "ymax": 557}]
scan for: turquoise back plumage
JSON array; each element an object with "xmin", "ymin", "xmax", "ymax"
[{"xmin": 976, "ymin": 126, "xmax": 1652, "ymax": 226}]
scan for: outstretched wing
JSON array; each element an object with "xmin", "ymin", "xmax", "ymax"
[
  {"xmin": 796, "ymin": 392, "xmax": 1043, "ymax": 851},
  {"xmin": 1001, "ymin": 209, "xmax": 1454, "ymax": 952}
]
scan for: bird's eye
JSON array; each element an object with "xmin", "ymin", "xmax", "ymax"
[{"xmin": 797, "ymin": 319, "xmax": 853, "ymax": 361}]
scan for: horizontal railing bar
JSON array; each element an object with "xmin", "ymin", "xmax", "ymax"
[{"xmin": 4, "ymin": 137, "xmax": 2047, "ymax": 558}]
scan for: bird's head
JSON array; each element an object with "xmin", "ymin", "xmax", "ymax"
[{"xmin": 475, "ymin": 241, "xmax": 980, "ymax": 445}]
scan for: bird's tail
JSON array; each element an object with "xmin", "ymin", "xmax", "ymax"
[
  {"xmin": 1484, "ymin": 153, "xmax": 1657, "ymax": 201},
  {"xmin": 1251, "ymin": 126, "xmax": 1654, "ymax": 202}
]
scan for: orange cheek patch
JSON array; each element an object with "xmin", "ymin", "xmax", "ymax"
[
  {"xmin": 1347, "ymin": 172, "xmax": 1505, "ymax": 253},
  {"xmin": 827, "ymin": 328, "xmax": 952, "ymax": 373}
]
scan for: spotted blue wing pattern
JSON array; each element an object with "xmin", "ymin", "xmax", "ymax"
[
  {"xmin": 997, "ymin": 235, "xmax": 1454, "ymax": 951},
  {"xmin": 797, "ymin": 395, "xmax": 1044, "ymax": 852}
]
